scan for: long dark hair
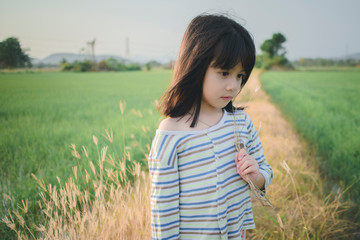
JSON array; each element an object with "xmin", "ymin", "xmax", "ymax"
[{"xmin": 159, "ymin": 14, "xmax": 256, "ymax": 127}]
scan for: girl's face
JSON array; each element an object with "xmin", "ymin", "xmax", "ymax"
[{"xmin": 201, "ymin": 62, "xmax": 245, "ymax": 113}]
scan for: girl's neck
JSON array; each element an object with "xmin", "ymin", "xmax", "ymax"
[
  {"xmin": 199, "ymin": 109, "xmax": 222, "ymax": 120},
  {"xmin": 192, "ymin": 108, "xmax": 224, "ymax": 129}
]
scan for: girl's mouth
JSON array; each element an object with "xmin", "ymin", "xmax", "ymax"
[{"xmin": 221, "ymin": 96, "xmax": 232, "ymax": 101}]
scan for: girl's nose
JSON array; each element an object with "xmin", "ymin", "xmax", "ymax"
[{"xmin": 226, "ymin": 77, "xmax": 239, "ymax": 91}]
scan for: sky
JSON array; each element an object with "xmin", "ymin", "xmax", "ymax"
[{"xmin": 1, "ymin": 0, "xmax": 359, "ymax": 63}]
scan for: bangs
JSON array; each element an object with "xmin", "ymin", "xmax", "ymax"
[{"xmin": 211, "ymin": 32, "xmax": 255, "ymax": 78}]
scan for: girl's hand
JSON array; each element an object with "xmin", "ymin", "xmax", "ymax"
[{"xmin": 235, "ymin": 148, "xmax": 259, "ymax": 183}]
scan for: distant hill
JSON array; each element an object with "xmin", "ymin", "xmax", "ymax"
[
  {"xmin": 31, "ymin": 53, "xmax": 127, "ymax": 66},
  {"xmin": 332, "ymin": 52, "xmax": 360, "ymax": 61},
  {"xmin": 31, "ymin": 53, "xmax": 172, "ymax": 66},
  {"xmin": 344, "ymin": 53, "xmax": 360, "ymax": 60},
  {"xmin": 292, "ymin": 53, "xmax": 360, "ymax": 63}
]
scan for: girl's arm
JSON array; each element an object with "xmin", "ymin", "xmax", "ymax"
[{"xmin": 148, "ymin": 133, "xmax": 180, "ymax": 239}]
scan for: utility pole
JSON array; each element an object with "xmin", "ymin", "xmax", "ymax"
[
  {"xmin": 78, "ymin": 47, "xmax": 85, "ymax": 61},
  {"xmin": 87, "ymin": 38, "xmax": 96, "ymax": 64},
  {"xmin": 125, "ymin": 37, "xmax": 130, "ymax": 59}
]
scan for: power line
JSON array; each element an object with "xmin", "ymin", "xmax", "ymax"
[
  {"xmin": 0, "ymin": 35, "xmax": 178, "ymax": 50},
  {"xmin": 0, "ymin": 35, "xmax": 179, "ymax": 60}
]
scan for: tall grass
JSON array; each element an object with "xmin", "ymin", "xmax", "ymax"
[
  {"xmin": 0, "ymin": 71, "xmax": 171, "ymax": 238},
  {"xmin": 260, "ymin": 71, "xmax": 360, "ymax": 221},
  {"xmin": 3, "ymin": 128, "xmax": 152, "ymax": 239},
  {"xmin": 3, "ymin": 70, "xmax": 360, "ymax": 239}
]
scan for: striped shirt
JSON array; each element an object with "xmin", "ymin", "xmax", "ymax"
[{"xmin": 148, "ymin": 110, "xmax": 273, "ymax": 240}]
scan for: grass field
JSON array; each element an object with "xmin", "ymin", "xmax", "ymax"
[
  {"xmin": 2, "ymin": 70, "xmax": 360, "ymax": 239},
  {"xmin": 0, "ymin": 70, "xmax": 172, "ymax": 237},
  {"xmin": 260, "ymin": 71, "xmax": 360, "ymax": 216}
]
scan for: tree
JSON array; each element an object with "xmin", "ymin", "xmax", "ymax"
[
  {"xmin": 145, "ymin": 62, "xmax": 152, "ymax": 71},
  {"xmin": 260, "ymin": 33, "xmax": 286, "ymax": 58},
  {"xmin": 0, "ymin": 37, "xmax": 31, "ymax": 68},
  {"xmin": 258, "ymin": 33, "xmax": 292, "ymax": 69},
  {"xmin": 105, "ymin": 58, "xmax": 119, "ymax": 71},
  {"xmin": 125, "ymin": 63, "xmax": 141, "ymax": 71},
  {"xmin": 97, "ymin": 60, "xmax": 110, "ymax": 71}
]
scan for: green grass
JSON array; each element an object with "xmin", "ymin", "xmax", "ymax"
[
  {"xmin": 0, "ymin": 70, "xmax": 172, "ymax": 237},
  {"xmin": 260, "ymin": 71, "xmax": 360, "ymax": 218},
  {"xmin": 295, "ymin": 66, "xmax": 360, "ymax": 72}
]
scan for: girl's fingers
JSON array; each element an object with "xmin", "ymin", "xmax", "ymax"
[
  {"xmin": 236, "ymin": 149, "xmax": 247, "ymax": 162},
  {"xmin": 237, "ymin": 156, "xmax": 253, "ymax": 170},
  {"xmin": 237, "ymin": 149, "xmax": 247, "ymax": 161},
  {"xmin": 237, "ymin": 157, "xmax": 259, "ymax": 175},
  {"xmin": 239, "ymin": 148, "xmax": 247, "ymax": 155},
  {"xmin": 241, "ymin": 174, "xmax": 250, "ymax": 182},
  {"xmin": 235, "ymin": 150, "xmax": 259, "ymax": 181},
  {"xmin": 241, "ymin": 165, "xmax": 258, "ymax": 176},
  {"xmin": 237, "ymin": 159, "xmax": 250, "ymax": 172},
  {"xmin": 237, "ymin": 166, "xmax": 259, "ymax": 182}
]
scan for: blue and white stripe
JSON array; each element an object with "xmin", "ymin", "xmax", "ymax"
[{"xmin": 149, "ymin": 110, "xmax": 273, "ymax": 239}]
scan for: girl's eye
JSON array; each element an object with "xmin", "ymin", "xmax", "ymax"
[
  {"xmin": 220, "ymin": 71, "xmax": 229, "ymax": 77},
  {"xmin": 237, "ymin": 74, "xmax": 245, "ymax": 80}
]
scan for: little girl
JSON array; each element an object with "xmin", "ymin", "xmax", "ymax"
[{"xmin": 148, "ymin": 14, "xmax": 273, "ymax": 240}]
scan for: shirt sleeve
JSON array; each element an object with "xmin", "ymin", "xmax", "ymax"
[
  {"xmin": 148, "ymin": 133, "xmax": 180, "ymax": 240},
  {"xmin": 244, "ymin": 113, "xmax": 274, "ymax": 193}
]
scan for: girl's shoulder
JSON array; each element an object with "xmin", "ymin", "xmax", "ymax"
[
  {"xmin": 157, "ymin": 116, "xmax": 205, "ymax": 132},
  {"xmin": 158, "ymin": 117, "xmax": 184, "ymax": 131}
]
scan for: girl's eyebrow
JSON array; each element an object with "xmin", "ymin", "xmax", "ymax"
[
  {"xmin": 213, "ymin": 66, "xmax": 244, "ymax": 71},
  {"xmin": 211, "ymin": 65, "xmax": 245, "ymax": 73},
  {"xmin": 231, "ymin": 69, "xmax": 246, "ymax": 74}
]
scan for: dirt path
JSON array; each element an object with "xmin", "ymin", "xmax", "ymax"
[
  {"xmin": 236, "ymin": 70, "xmax": 357, "ymax": 239},
  {"xmin": 236, "ymin": 70, "xmax": 307, "ymax": 175}
]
